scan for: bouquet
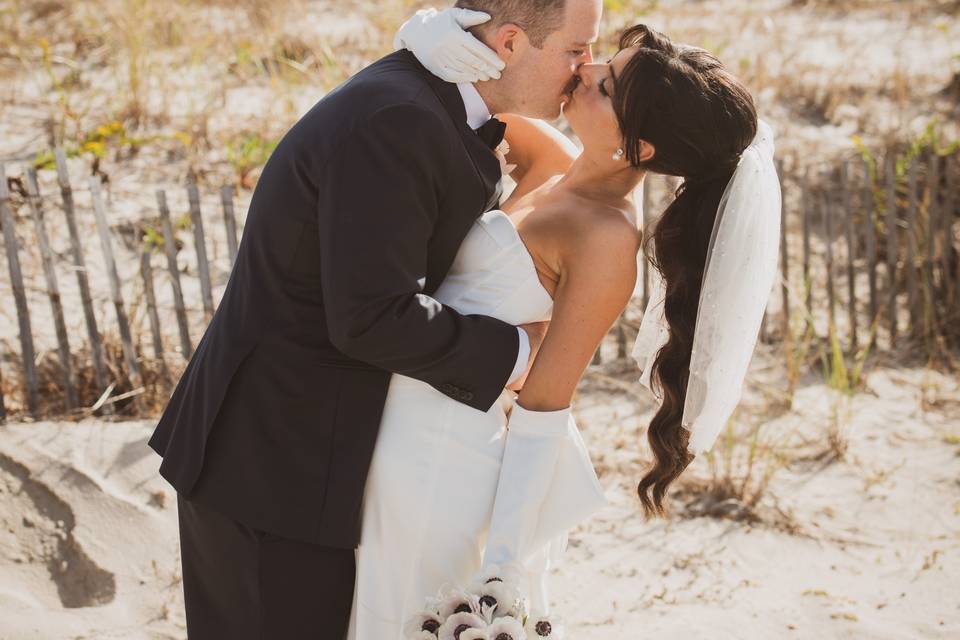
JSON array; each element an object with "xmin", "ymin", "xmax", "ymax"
[{"xmin": 403, "ymin": 564, "xmax": 564, "ymax": 640}]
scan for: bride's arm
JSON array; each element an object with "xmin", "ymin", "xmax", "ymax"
[
  {"xmin": 515, "ymin": 216, "xmax": 638, "ymax": 411},
  {"xmin": 499, "ymin": 115, "xmax": 579, "ymax": 203}
]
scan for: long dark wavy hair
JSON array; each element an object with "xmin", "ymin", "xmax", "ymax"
[{"xmin": 610, "ymin": 25, "xmax": 758, "ymax": 517}]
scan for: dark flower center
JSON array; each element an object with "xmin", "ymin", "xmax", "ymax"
[
  {"xmin": 454, "ymin": 603, "xmax": 472, "ymax": 614},
  {"xmin": 454, "ymin": 623, "xmax": 471, "ymax": 639},
  {"xmin": 486, "ymin": 577, "xmax": 503, "ymax": 583},
  {"xmin": 535, "ymin": 620, "xmax": 553, "ymax": 636},
  {"xmin": 479, "ymin": 595, "xmax": 498, "ymax": 609},
  {"xmin": 421, "ymin": 618, "xmax": 441, "ymax": 634},
  {"xmin": 495, "ymin": 634, "xmax": 513, "ymax": 640}
]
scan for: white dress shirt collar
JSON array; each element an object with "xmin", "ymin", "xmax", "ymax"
[{"xmin": 456, "ymin": 82, "xmax": 492, "ymax": 130}]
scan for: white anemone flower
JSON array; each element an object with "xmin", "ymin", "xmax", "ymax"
[
  {"xmin": 470, "ymin": 563, "xmax": 524, "ymax": 591},
  {"xmin": 459, "ymin": 629, "xmax": 491, "ymax": 640},
  {"xmin": 477, "ymin": 579, "xmax": 522, "ymax": 620},
  {"xmin": 487, "ymin": 615, "xmax": 527, "ymax": 640},
  {"xmin": 478, "ymin": 598, "xmax": 498, "ymax": 625},
  {"xmin": 524, "ymin": 614, "xmax": 565, "ymax": 638},
  {"xmin": 410, "ymin": 633, "xmax": 440, "ymax": 640},
  {"xmin": 438, "ymin": 612, "xmax": 488, "ymax": 640},
  {"xmin": 404, "ymin": 610, "xmax": 444, "ymax": 638},
  {"xmin": 438, "ymin": 590, "xmax": 482, "ymax": 619}
]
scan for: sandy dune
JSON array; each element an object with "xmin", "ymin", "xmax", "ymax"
[{"xmin": 1, "ymin": 364, "xmax": 957, "ymax": 639}]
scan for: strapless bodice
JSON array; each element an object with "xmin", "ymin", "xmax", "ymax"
[{"xmin": 433, "ymin": 210, "xmax": 553, "ymax": 325}]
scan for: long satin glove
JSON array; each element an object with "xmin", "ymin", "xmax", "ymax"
[
  {"xmin": 394, "ymin": 7, "xmax": 505, "ymax": 83},
  {"xmin": 483, "ymin": 403, "xmax": 607, "ymax": 615},
  {"xmin": 484, "ymin": 403, "xmax": 570, "ymax": 572}
]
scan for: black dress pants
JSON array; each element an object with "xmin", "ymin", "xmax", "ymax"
[{"xmin": 176, "ymin": 494, "xmax": 356, "ymax": 639}]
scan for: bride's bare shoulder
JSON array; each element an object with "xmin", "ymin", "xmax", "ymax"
[
  {"xmin": 550, "ymin": 195, "xmax": 641, "ymax": 258},
  {"xmin": 520, "ymin": 194, "xmax": 640, "ymax": 289}
]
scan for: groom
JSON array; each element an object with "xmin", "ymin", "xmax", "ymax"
[{"xmin": 148, "ymin": 0, "xmax": 601, "ymax": 637}]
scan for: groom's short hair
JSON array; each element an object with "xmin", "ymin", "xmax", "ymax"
[{"xmin": 455, "ymin": 0, "xmax": 567, "ymax": 48}]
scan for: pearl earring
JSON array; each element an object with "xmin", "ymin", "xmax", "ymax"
[{"xmin": 612, "ymin": 148, "xmax": 624, "ymax": 161}]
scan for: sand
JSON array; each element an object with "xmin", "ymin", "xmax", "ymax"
[{"xmin": 0, "ymin": 361, "xmax": 957, "ymax": 639}]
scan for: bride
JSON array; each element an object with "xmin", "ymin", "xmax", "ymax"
[{"xmin": 349, "ymin": 15, "xmax": 779, "ymax": 640}]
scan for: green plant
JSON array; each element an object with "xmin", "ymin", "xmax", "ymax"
[
  {"xmin": 853, "ymin": 121, "xmax": 960, "ymax": 219},
  {"xmin": 31, "ymin": 119, "xmax": 169, "ymax": 170},
  {"xmin": 142, "ymin": 225, "xmax": 164, "ymax": 250},
  {"xmin": 820, "ymin": 315, "xmax": 877, "ymax": 396},
  {"xmin": 603, "ymin": 0, "xmax": 659, "ymax": 13},
  {"xmin": 39, "ymin": 36, "xmax": 79, "ymax": 140},
  {"xmin": 783, "ymin": 272, "xmax": 818, "ymax": 403},
  {"xmin": 227, "ymin": 132, "xmax": 279, "ymax": 188}
]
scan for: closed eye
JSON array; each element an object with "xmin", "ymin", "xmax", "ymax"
[{"xmin": 599, "ymin": 78, "xmax": 610, "ymax": 98}]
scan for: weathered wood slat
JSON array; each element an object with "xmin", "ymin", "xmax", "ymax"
[
  {"xmin": 0, "ymin": 359, "xmax": 6, "ymax": 423},
  {"xmin": 863, "ymin": 158, "xmax": 878, "ymax": 326},
  {"xmin": 25, "ymin": 168, "xmax": 78, "ymax": 411},
  {"xmin": 777, "ymin": 160, "xmax": 790, "ymax": 343},
  {"xmin": 220, "ymin": 185, "xmax": 240, "ymax": 266},
  {"xmin": 930, "ymin": 155, "xmax": 954, "ymax": 304},
  {"xmin": 90, "ymin": 177, "xmax": 143, "ymax": 402},
  {"xmin": 801, "ymin": 169, "xmax": 813, "ymax": 333},
  {"xmin": 55, "ymin": 148, "xmax": 110, "ymax": 402},
  {"xmin": 822, "ymin": 172, "xmax": 836, "ymax": 331},
  {"xmin": 924, "ymin": 156, "xmax": 939, "ymax": 336},
  {"xmin": 926, "ymin": 156, "xmax": 939, "ymax": 293},
  {"xmin": 641, "ymin": 178, "xmax": 652, "ymax": 309},
  {"xmin": 946, "ymin": 157, "xmax": 958, "ymax": 310},
  {"xmin": 140, "ymin": 246, "xmax": 168, "ymax": 383},
  {"xmin": 187, "ymin": 182, "xmax": 214, "ymax": 319},
  {"xmin": 1, "ymin": 164, "xmax": 40, "ymax": 416},
  {"xmin": 904, "ymin": 162, "xmax": 920, "ymax": 337},
  {"xmin": 884, "ymin": 156, "xmax": 898, "ymax": 347},
  {"xmin": 156, "ymin": 189, "xmax": 192, "ymax": 360},
  {"xmin": 840, "ymin": 161, "xmax": 858, "ymax": 352}
]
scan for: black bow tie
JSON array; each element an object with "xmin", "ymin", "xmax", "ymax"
[{"xmin": 475, "ymin": 116, "xmax": 506, "ymax": 150}]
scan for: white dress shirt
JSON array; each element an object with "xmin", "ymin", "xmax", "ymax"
[{"xmin": 456, "ymin": 83, "xmax": 531, "ymax": 386}]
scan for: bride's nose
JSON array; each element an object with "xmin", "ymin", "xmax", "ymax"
[{"xmin": 575, "ymin": 63, "xmax": 606, "ymax": 89}]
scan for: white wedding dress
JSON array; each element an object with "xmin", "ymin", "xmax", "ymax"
[{"xmin": 346, "ymin": 210, "xmax": 607, "ymax": 639}]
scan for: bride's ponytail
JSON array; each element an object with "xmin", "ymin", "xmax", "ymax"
[
  {"xmin": 611, "ymin": 25, "xmax": 758, "ymax": 516},
  {"xmin": 637, "ymin": 173, "xmax": 734, "ymax": 516}
]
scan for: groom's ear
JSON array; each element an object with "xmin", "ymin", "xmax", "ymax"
[{"xmin": 489, "ymin": 23, "xmax": 527, "ymax": 62}]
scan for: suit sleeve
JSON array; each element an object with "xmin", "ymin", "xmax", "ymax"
[{"xmin": 316, "ymin": 102, "xmax": 519, "ymax": 411}]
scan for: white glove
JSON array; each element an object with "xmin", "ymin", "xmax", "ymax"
[{"xmin": 394, "ymin": 7, "xmax": 505, "ymax": 83}]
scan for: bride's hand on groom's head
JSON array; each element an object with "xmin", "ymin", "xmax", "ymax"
[{"xmin": 394, "ymin": 7, "xmax": 505, "ymax": 84}]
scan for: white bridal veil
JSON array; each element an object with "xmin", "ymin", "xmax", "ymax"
[{"xmin": 632, "ymin": 120, "xmax": 782, "ymax": 455}]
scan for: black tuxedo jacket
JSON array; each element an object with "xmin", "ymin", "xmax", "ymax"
[{"xmin": 148, "ymin": 51, "xmax": 519, "ymax": 548}]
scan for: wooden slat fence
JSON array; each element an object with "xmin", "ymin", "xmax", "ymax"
[{"xmin": 0, "ymin": 147, "xmax": 957, "ymax": 420}]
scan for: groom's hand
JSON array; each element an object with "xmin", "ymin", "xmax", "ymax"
[{"xmin": 508, "ymin": 321, "xmax": 550, "ymax": 391}]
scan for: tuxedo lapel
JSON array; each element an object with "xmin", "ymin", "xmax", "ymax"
[{"xmin": 405, "ymin": 52, "xmax": 503, "ymax": 212}]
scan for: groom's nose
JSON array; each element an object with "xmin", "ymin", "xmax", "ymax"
[{"xmin": 570, "ymin": 46, "xmax": 593, "ymax": 73}]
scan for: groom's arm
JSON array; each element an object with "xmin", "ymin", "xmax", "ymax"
[{"xmin": 316, "ymin": 101, "xmax": 519, "ymax": 411}]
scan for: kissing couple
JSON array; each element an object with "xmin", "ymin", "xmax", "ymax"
[{"xmin": 148, "ymin": 0, "xmax": 781, "ymax": 638}]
